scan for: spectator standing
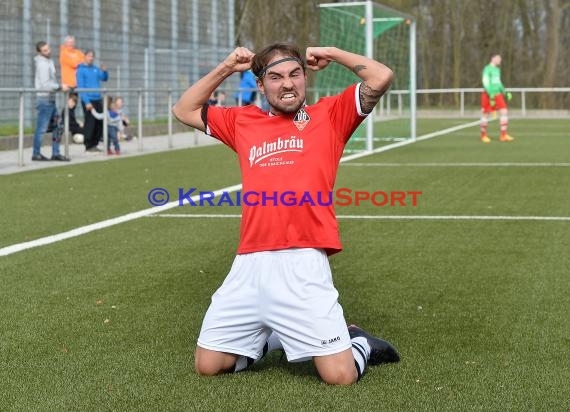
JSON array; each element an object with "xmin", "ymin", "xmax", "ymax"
[
  {"xmin": 215, "ymin": 90, "xmax": 227, "ymax": 107},
  {"xmin": 208, "ymin": 91, "xmax": 219, "ymax": 106},
  {"xmin": 208, "ymin": 90, "xmax": 227, "ymax": 107},
  {"xmin": 60, "ymin": 35, "xmax": 85, "ymax": 89},
  {"xmin": 233, "ymin": 69, "xmax": 257, "ymax": 105},
  {"xmin": 32, "ymin": 41, "xmax": 69, "ymax": 161},
  {"xmin": 76, "ymin": 50, "xmax": 108, "ymax": 152}
]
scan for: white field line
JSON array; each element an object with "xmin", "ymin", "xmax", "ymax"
[
  {"xmin": 151, "ymin": 214, "xmax": 570, "ymax": 222},
  {"xmin": 338, "ymin": 215, "xmax": 570, "ymax": 221},
  {"xmin": 340, "ymin": 120, "xmax": 481, "ymax": 163},
  {"xmin": 0, "ymin": 184, "xmax": 242, "ymax": 257},
  {"xmin": 343, "ymin": 162, "xmax": 570, "ymax": 167},
  {"xmin": 0, "ymin": 120, "xmax": 480, "ymax": 257},
  {"xmin": 152, "ymin": 214, "xmax": 242, "ymax": 218}
]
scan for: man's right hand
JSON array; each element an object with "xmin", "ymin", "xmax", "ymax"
[
  {"xmin": 86, "ymin": 103, "xmax": 93, "ymax": 111},
  {"xmin": 172, "ymin": 47, "xmax": 254, "ymax": 132},
  {"xmin": 223, "ymin": 47, "xmax": 255, "ymax": 73}
]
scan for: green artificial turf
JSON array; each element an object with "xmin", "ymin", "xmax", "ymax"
[{"xmin": 1, "ymin": 118, "xmax": 569, "ymax": 410}]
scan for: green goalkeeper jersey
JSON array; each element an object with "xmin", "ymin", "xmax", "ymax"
[{"xmin": 482, "ymin": 64, "xmax": 505, "ymax": 98}]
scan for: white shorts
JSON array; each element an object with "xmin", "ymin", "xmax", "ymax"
[{"xmin": 197, "ymin": 248, "xmax": 352, "ymax": 361}]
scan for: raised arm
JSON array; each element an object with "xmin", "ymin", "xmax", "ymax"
[
  {"xmin": 172, "ymin": 47, "xmax": 255, "ymax": 131},
  {"xmin": 305, "ymin": 46, "xmax": 393, "ymax": 114}
]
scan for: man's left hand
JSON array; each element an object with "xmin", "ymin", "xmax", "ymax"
[{"xmin": 306, "ymin": 47, "xmax": 333, "ymax": 71}]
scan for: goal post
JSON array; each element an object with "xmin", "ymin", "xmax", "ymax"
[{"xmin": 318, "ymin": 1, "xmax": 416, "ymax": 153}]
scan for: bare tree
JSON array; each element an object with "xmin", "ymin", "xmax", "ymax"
[{"xmin": 234, "ymin": 0, "xmax": 570, "ymax": 108}]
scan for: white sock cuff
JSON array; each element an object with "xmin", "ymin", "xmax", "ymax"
[
  {"xmin": 234, "ymin": 355, "xmax": 250, "ymax": 372},
  {"xmin": 351, "ymin": 336, "xmax": 370, "ymax": 359},
  {"xmin": 351, "ymin": 345, "xmax": 366, "ymax": 378}
]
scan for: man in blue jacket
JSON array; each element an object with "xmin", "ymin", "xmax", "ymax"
[
  {"xmin": 76, "ymin": 50, "xmax": 108, "ymax": 151},
  {"xmin": 233, "ymin": 69, "xmax": 257, "ymax": 106}
]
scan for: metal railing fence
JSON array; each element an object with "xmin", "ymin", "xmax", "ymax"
[{"xmin": 2, "ymin": 86, "xmax": 568, "ymax": 167}]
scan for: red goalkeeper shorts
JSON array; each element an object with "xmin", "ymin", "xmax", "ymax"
[{"xmin": 481, "ymin": 92, "xmax": 507, "ymax": 112}]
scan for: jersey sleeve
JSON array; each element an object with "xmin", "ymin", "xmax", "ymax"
[
  {"xmin": 36, "ymin": 62, "xmax": 60, "ymax": 91},
  {"xmin": 482, "ymin": 67, "xmax": 491, "ymax": 94},
  {"xmin": 328, "ymin": 83, "xmax": 368, "ymax": 144},
  {"xmin": 76, "ymin": 67, "xmax": 90, "ymax": 105},
  {"xmin": 204, "ymin": 105, "xmax": 239, "ymax": 151}
]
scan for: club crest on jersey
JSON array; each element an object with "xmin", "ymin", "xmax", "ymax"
[{"xmin": 293, "ymin": 108, "xmax": 310, "ymax": 131}]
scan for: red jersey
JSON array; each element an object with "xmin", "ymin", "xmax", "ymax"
[{"xmin": 205, "ymin": 83, "xmax": 367, "ymax": 255}]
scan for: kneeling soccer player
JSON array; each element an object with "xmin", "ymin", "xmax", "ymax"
[{"xmin": 173, "ymin": 43, "xmax": 400, "ymax": 385}]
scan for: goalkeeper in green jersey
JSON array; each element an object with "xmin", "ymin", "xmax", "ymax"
[{"xmin": 480, "ymin": 53, "xmax": 514, "ymax": 143}]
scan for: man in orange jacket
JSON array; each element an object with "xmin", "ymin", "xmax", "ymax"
[{"xmin": 60, "ymin": 35, "xmax": 85, "ymax": 89}]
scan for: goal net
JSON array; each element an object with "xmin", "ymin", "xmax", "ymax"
[{"xmin": 318, "ymin": 1, "xmax": 416, "ymax": 152}]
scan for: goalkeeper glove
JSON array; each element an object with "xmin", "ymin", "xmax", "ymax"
[{"xmin": 506, "ymin": 92, "xmax": 512, "ymax": 101}]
